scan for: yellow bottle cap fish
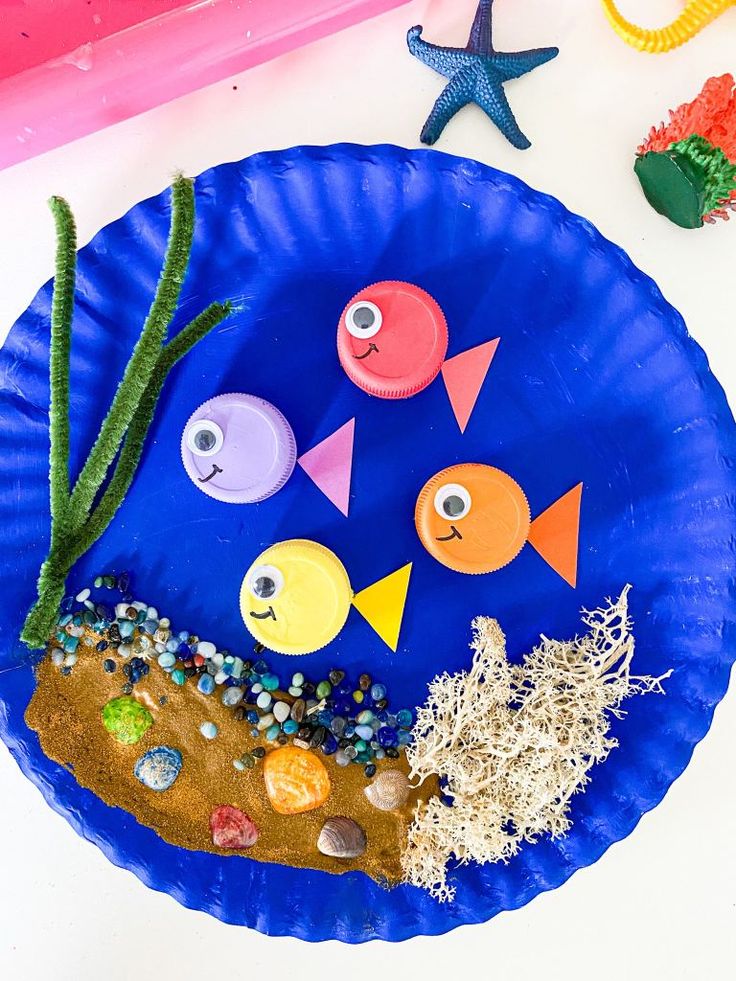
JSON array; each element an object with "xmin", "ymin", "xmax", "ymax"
[{"xmin": 240, "ymin": 540, "xmax": 352, "ymax": 655}]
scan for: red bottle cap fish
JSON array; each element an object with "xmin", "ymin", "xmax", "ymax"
[{"xmin": 337, "ymin": 281, "xmax": 448, "ymax": 399}]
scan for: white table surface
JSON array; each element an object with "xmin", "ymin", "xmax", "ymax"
[{"xmin": 1, "ymin": 1, "xmax": 734, "ymax": 975}]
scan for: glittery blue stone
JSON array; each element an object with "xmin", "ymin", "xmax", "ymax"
[
  {"xmin": 396, "ymin": 708, "xmax": 414, "ymax": 727},
  {"xmin": 282, "ymin": 719, "xmax": 299, "ymax": 735},
  {"xmin": 253, "ymin": 659, "xmax": 269, "ymax": 675},
  {"xmin": 119, "ymin": 620, "xmax": 134, "ymax": 638},
  {"xmin": 225, "ymin": 677, "xmax": 241, "ymax": 687},
  {"xmin": 197, "ymin": 674, "xmax": 215, "ymax": 695},
  {"xmin": 247, "ymin": 710, "xmax": 260, "ymax": 724},
  {"xmin": 377, "ymin": 726, "xmax": 398, "ymax": 748},
  {"xmin": 317, "ymin": 710, "xmax": 333, "ymax": 726},
  {"xmin": 355, "ymin": 724, "xmax": 374, "ymax": 741},
  {"xmin": 177, "ymin": 644, "xmax": 193, "ymax": 661},
  {"xmin": 370, "ymin": 683, "xmax": 387, "ymax": 702},
  {"xmin": 165, "ymin": 638, "xmax": 179, "ymax": 653},
  {"xmin": 344, "ymin": 724, "xmax": 356, "ymax": 738},
  {"xmin": 134, "ymin": 746, "xmax": 182, "ymax": 792},
  {"xmin": 265, "ymin": 724, "xmax": 281, "ymax": 741}
]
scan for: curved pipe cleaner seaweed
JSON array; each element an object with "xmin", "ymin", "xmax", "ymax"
[
  {"xmin": 21, "ymin": 177, "xmax": 232, "ymax": 649},
  {"xmin": 635, "ymin": 74, "xmax": 736, "ymax": 228},
  {"xmin": 407, "ymin": 0, "xmax": 558, "ymax": 149},
  {"xmin": 601, "ymin": 0, "xmax": 734, "ymax": 54}
]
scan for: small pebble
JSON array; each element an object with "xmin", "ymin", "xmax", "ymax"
[
  {"xmin": 257, "ymin": 712, "xmax": 275, "ymax": 731},
  {"xmin": 50, "ymin": 649, "xmax": 64, "ymax": 667},
  {"xmin": 291, "ymin": 672, "xmax": 305, "ymax": 687},
  {"xmin": 197, "ymin": 641, "xmax": 216, "ymax": 659},
  {"xmin": 222, "ymin": 687, "xmax": 244, "ymax": 707},
  {"xmin": 282, "ymin": 719, "xmax": 299, "ymax": 735},
  {"xmin": 197, "ymin": 673, "xmax": 215, "ymax": 695},
  {"xmin": 316, "ymin": 680, "xmax": 332, "ymax": 699},
  {"xmin": 370, "ymin": 683, "xmax": 387, "ymax": 702},
  {"xmin": 359, "ymin": 673, "xmax": 372, "ymax": 691},
  {"xmin": 103, "ymin": 658, "xmax": 116, "ymax": 674},
  {"xmin": 265, "ymin": 724, "xmax": 281, "ymax": 741},
  {"xmin": 290, "ymin": 698, "xmax": 306, "ymax": 723},
  {"xmin": 272, "ymin": 701, "xmax": 290, "ymax": 723},
  {"xmin": 252, "ymin": 746, "xmax": 266, "ymax": 759},
  {"xmin": 256, "ymin": 691, "xmax": 273, "ymax": 710},
  {"xmin": 158, "ymin": 652, "xmax": 176, "ymax": 669},
  {"xmin": 170, "ymin": 668, "xmax": 186, "ymax": 686},
  {"xmin": 261, "ymin": 673, "xmax": 279, "ymax": 692},
  {"xmin": 355, "ymin": 725, "xmax": 374, "ymax": 741},
  {"xmin": 75, "ymin": 587, "xmax": 91, "ymax": 602},
  {"xmin": 329, "ymin": 669, "xmax": 345, "ymax": 686},
  {"xmin": 288, "ymin": 686, "xmax": 303, "ymax": 698},
  {"xmin": 200, "ymin": 721, "xmax": 218, "ymax": 740}
]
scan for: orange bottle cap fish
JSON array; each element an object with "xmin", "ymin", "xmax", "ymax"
[
  {"xmin": 415, "ymin": 463, "xmax": 583, "ymax": 585},
  {"xmin": 337, "ymin": 281, "xmax": 448, "ymax": 399}
]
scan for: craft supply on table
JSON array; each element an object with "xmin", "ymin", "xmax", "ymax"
[
  {"xmin": 241, "ymin": 539, "xmax": 412, "ymax": 654},
  {"xmin": 635, "ymin": 74, "xmax": 736, "ymax": 228},
  {"xmin": 600, "ymin": 0, "xmax": 734, "ymax": 53},
  {"xmin": 415, "ymin": 463, "xmax": 582, "ymax": 585},
  {"xmin": 407, "ymin": 0, "xmax": 558, "ymax": 148}
]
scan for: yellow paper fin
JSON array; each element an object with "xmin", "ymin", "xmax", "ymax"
[{"xmin": 352, "ymin": 563, "xmax": 412, "ymax": 651}]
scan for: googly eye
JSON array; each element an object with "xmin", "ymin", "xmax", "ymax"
[
  {"xmin": 186, "ymin": 419, "xmax": 224, "ymax": 457},
  {"xmin": 248, "ymin": 565, "xmax": 284, "ymax": 601},
  {"xmin": 345, "ymin": 300, "xmax": 382, "ymax": 339},
  {"xmin": 434, "ymin": 483, "xmax": 472, "ymax": 521}
]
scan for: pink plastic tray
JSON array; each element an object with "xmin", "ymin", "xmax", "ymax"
[{"xmin": 0, "ymin": 0, "xmax": 409, "ymax": 171}]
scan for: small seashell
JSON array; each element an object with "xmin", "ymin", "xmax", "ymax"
[
  {"xmin": 210, "ymin": 804, "xmax": 259, "ymax": 849},
  {"xmin": 364, "ymin": 769, "xmax": 410, "ymax": 811},
  {"xmin": 317, "ymin": 817, "xmax": 367, "ymax": 859},
  {"xmin": 134, "ymin": 746, "xmax": 182, "ymax": 791}
]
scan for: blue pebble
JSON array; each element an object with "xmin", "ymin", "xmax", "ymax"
[
  {"xmin": 63, "ymin": 634, "xmax": 79, "ymax": 653},
  {"xmin": 250, "ymin": 728, "xmax": 259, "ymax": 738},
  {"xmin": 321, "ymin": 733, "xmax": 338, "ymax": 755},
  {"xmin": 197, "ymin": 674, "xmax": 215, "ymax": 695},
  {"xmin": 178, "ymin": 630, "xmax": 189, "ymax": 641},
  {"xmin": 396, "ymin": 708, "xmax": 413, "ymax": 727},
  {"xmin": 119, "ymin": 620, "xmax": 134, "ymax": 638},
  {"xmin": 177, "ymin": 643, "xmax": 193, "ymax": 661},
  {"xmin": 246, "ymin": 710, "xmax": 259, "ymax": 724},
  {"xmin": 103, "ymin": 659, "xmax": 116, "ymax": 673},
  {"xmin": 355, "ymin": 724, "xmax": 374, "ymax": 741},
  {"xmin": 158, "ymin": 652, "xmax": 176, "ymax": 670},
  {"xmin": 265, "ymin": 724, "xmax": 281, "ymax": 741},
  {"xmin": 165, "ymin": 638, "xmax": 179, "ymax": 653},
  {"xmin": 58, "ymin": 614, "xmax": 72, "ymax": 627},
  {"xmin": 253, "ymin": 659, "xmax": 269, "ymax": 675},
  {"xmin": 261, "ymin": 673, "xmax": 279, "ymax": 692},
  {"xmin": 370, "ymin": 683, "xmax": 387, "ymax": 702},
  {"xmin": 134, "ymin": 746, "xmax": 182, "ymax": 792},
  {"xmin": 344, "ymin": 724, "xmax": 356, "ymax": 738},
  {"xmin": 377, "ymin": 726, "xmax": 398, "ymax": 748},
  {"xmin": 139, "ymin": 619, "xmax": 158, "ymax": 634},
  {"xmin": 317, "ymin": 710, "xmax": 333, "ymax": 726},
  {"xmin": 282, "ymin": 719, "xmax": 299, "ymax": 735}
]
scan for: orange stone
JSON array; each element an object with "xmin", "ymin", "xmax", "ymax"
[{"xmin": 262, "ymin": 746, "xmax": 331, "ymax": 815}]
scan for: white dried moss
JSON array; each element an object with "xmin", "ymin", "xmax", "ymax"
[{"xmin": 402, "ymin": 587, "xmax": 670, "ymax": 902}]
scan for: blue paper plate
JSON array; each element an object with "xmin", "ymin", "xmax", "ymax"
[{"xmin": 1, "ymin": 145, "xmax": 735, "ymax": 942}]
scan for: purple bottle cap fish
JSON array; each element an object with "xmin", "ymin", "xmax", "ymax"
[{"xmin": 181, "ymin": 393, "xmax": 296, "ymax": 504}]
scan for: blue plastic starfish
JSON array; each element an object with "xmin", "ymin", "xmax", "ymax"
[{"xmin": 407, "ymin": 0, "xmax": 559, "ymax": 149}]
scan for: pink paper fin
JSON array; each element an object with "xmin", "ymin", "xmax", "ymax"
[
  {"xmin": 441, "ymin": 338, "xmax": 500, "ymax": 433},
  {"xmin": 298, "ymin": 418, "xmax": 355, "ymax": 516}
]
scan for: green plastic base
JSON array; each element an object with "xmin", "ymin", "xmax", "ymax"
[{"xmin": 634, "ymin": 150, "xmax": 705, "ymax": 229}]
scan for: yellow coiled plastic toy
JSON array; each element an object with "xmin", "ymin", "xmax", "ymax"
[{"xmin": 601, "ymin": 0, "xmax": 734, "ymax": 52}]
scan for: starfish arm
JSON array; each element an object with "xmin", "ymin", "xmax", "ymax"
[
  {"xmin": 467, "ymin": 0, "xmax": 494, "ymax": 57},
  {"xmin": 407, "ymin": 26, "xmax": 474, "ymax": 77},
  {"xmin": 491, "ymin": 46, "xmax": 559, "ymax": 81},
  {"xmin": 420, "ymin": 74, "xmax": 472, "ymax": 146},
  {"xmin": 474, "ymin": 72, "xmax": 531, "ymax": 149}
]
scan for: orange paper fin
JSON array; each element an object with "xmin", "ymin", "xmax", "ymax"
[
  {"xmin": 441, "ymin": 338, "xmax": 500, "ymax": 433},
  {"xmin": 352, "ymin": 563, "xmax": 412, "ymax": 651},
  {"xmin": 527, "ymin": 483, "xmax": 582, "ymax": 587}
]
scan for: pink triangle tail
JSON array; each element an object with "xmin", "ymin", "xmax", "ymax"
[
  {"xmin": 441, "ymin": 338, "xmax": 499, "ymax": 433},
  {"xmin": 298, "ymin": 418, "xmax": 355, "ymax": 516}
]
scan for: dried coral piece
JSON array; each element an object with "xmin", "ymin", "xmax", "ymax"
[
  {"xmin": 401, "ymin": 587, "xmax": 670, "ymax": 901},
  {"xmin": 263, "ymin": 745, "xmax": 331, "ymax": 815}
]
